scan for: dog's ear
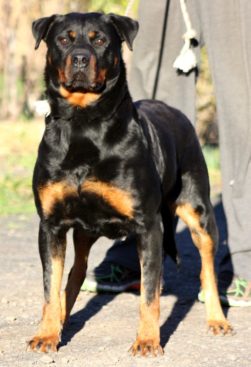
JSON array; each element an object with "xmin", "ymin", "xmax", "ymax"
[
  {"xmin": 104, "ymin": 13, "xmax": 139, "ymax": 51},
  {"xmin": 32, "ymin": 14, "xmax": 61, "ymax": 50}
]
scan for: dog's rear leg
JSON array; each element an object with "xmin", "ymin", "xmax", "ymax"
[
  {"xmin": 175, "ymin": 201, "xmax": 232, "ymax": 334},
  {"xmin": 61, "ymin": 228, "xmax": 95, "ymax": 324},
  {"xmin": 130, "ymin": 215, "xmax": 164, "ymax": 356},
  {"xmin": 28, "ymin": 222, "xmax": 67, "ymax": 352}
]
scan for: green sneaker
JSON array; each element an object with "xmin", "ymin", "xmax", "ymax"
[
  {"xmin": 198, "ymin": 277, "xmax": 251, "ymax": 307},
  {"xmin": 81, "ymin": 261, "xmax": 141, "ymax": 293}
]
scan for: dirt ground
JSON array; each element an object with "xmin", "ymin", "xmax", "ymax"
[{"xmin": 1, "ymin": 200, "xmax": 251, "ymax": 367}]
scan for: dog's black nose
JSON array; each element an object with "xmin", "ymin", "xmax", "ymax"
[{"xmin": 72, "ymin": 51, "xmax": 90, "ymax": 68}]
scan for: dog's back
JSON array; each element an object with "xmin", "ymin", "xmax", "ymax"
[{"xmin": 135, "ymin": 99, "xmax": 209, "ymax": 198}]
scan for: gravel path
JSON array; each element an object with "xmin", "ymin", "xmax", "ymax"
[{"xmin": 0, "ymin": 200, "xmax": 250, "ymax": 367}]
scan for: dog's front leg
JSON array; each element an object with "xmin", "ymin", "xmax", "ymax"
[
  {"xmin": 28, "ymin": 222, "xmax": 66, "ymax": 352},
  {"xmin": 61, "ymin": 228, "xmax": 95, "ymax": 324},
  {"xmin": 130, "ymin": 216, "xmax": 164, "ymax": 356}
]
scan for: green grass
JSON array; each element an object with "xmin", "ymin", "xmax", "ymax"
[
  {"xmin": 0, "ymin": 120, "xmax": 44, "ymax": 215},
  {"xmin": 88, "ymin": 0, "xmax": 138, "ymax": 14}
]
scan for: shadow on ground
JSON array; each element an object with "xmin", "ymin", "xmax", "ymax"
[{"xmin": 60, "ymin": 198, "xmax": 232, "ymax": 350}]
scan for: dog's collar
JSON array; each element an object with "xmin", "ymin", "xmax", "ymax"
[{"xmin": 48, "ymin": 83, "xmax": 131, "ymax": 124}]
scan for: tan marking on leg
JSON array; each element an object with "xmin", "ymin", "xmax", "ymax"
[
  {"xmin": 131, "ymin": 289, "xmax": 163, "ymax": 356},
  {"xmin": 175, "ymin": 203, "xmax": 232, "ymax": 334},
  {"xmin": 38, "ymin": 181, "xmax": 77, "ymax": 216},
  {"xmin": 82, "ymin": 179, "xmax": 134, "ymax": 219},
  {"xmin": 29, "ymin": 252, "xmax": 66, "ymax": 352},
  {"xmin": 61, "ymin": 231, "xmax": 94, "ymax": 324},
  {"xmin": 130, "ymin": 253, "xmax": 163, "ymax": 356}
]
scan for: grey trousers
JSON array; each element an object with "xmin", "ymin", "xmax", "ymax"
[{"xmin": 107, "ymin": 0, "xmax": 251, "ymax": 279}]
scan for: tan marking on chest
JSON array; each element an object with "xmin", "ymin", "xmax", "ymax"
[
  {"xmin": 82, "ymin": 179, "xmax": 134, "ymax": 219},
  {"xmin": 59, "ymin": 86, "xmax": 101, "ymax": 108},
  {"xmin": 38, "ymin": 181, "xmax": 77, "ymax": 216}
]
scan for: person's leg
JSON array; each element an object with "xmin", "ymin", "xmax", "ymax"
[
  {"xmin": 82, "ymin": 0, "xmax": 200, "ymax": 292},
  {"xmin": 129, "ymin": 0, "xmax": 200, "ymax": 122},
  {"xmin": 81, "ymin": 236, "xmax": 142, "ymax": 293},
  {"xmin": 198, "ymin": 0, "xmax": 251, "ymax": 304}
]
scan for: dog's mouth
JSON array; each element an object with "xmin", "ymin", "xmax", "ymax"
[
  {"xmin": 63, "ymin": 71, "xmax": 105, "ymax": 94},
  {"xmin": 59, "ymin": 68, "xmax": 107, "ymax": 108},
  {"xmin": 57, "ymin": 51, "xmax": 108, "ymax": 97}
]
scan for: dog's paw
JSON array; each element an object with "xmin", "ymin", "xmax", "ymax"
[
  {"xmin": 27, "ymin": 334, "xmax": 60, "ymax": 353},
  {"xmin": 208, "ymin": 320, "xmax": 233, "ymax": 335},
  {"xmin": 129, "ymin": 338, "xmax": 164, "ymax": 357}
]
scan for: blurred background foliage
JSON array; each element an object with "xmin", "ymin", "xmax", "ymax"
[{"xmin": 0, "ymin": 0, "xmax": 219, "ymax": 215}]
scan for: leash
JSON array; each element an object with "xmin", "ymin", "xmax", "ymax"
[
  {"xmin": 152, "ymin": 0, "xmax": 171, "ymax": 99},
  {"xmin": 124, "ymin": 0, "xmax": 136, "ymax": 16}
]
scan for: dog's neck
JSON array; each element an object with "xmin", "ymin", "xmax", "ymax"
[{"xmin": 45, "ymin": 61, "xmax": 134, "ymax": 123}]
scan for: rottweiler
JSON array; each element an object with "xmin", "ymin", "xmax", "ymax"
[{"xmin": 29, "ymin": 12, "xmax": 232, "ymax": 356}]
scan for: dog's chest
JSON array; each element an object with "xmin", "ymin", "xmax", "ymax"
[
  {"xmin": 38, "ymin": 122, "xmax": 137, "ymax": 237},
  {"xmin": 36, "ymin": 118, "xmax": 150, "ymax": 236},
  {"xmin": 38, "ymin": 176, "xmax": 136, "ymax": 237}
]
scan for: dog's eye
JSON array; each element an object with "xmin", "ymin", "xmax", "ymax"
[
  {"xmin": 93, "ymin": 37, "xmax": 106, "ymax": 47},
  {"xmin": 58, "ymin": 37, "xmax": 69, "ymax": 46}
]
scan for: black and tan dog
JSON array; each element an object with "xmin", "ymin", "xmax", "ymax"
[{"xmin": 29, "ymin": 12, "xmax": 232, "ymax": 355}]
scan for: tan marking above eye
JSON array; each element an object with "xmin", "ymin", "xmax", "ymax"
[
  {"xmin": 88, "ymin": 31, "xmax": 106, "ymax": 46},
  {"xmin": 68, "ymin": 30, "xmax": 77, "ymax": 39},
  {"xmin": 88, "ymin": 31, "xmax": 97, "ymax": 40}
]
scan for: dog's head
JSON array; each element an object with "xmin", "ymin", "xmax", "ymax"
[{"xmin": 32, "ymin": 12, "xmax": 138, "ymax": 102}]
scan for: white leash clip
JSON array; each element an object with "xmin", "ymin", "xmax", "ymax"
[{"xmin": 173, "ymin": 0, "xmax": 198, "ymax": 73}]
